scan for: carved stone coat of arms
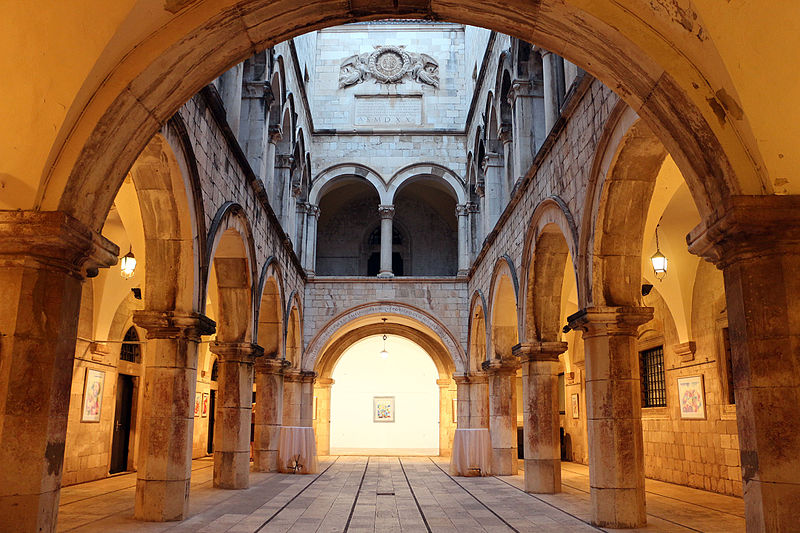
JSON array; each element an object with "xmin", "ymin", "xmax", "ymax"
[{"xmin": 339, "ymin": 45, "xmax": 440, "ymax": 88}]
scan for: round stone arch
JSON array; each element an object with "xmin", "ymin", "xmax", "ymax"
[
  {"xmin": 303, "ymin": 302, "xmax": 466, "ymax": 374},
  {"xmin": 487, "ymin": 256, "xmax": 520, "ymax": 359},
  {"xmin": 255, "ymin": 256, "xmax": 285, "ymax": 357},
  {"xmin": 519, "ymin": 196, "xmax": 580, "ymax": 343},
  {"xmin": 309, "ymin": 163, "xmax": 389, "ymax": 206},
  {"xmin": 381, "ymin": 163, "xmax": 467, "ymax": 205},
  {"xmin": 579, "ymin": 102, "xmax": 669, "ymax": 308},
  {"xmin": 204, "ymin": 202, "xmax": 258, "ymax": 343},
  {"xmin": 467, "ymin": 290, "xmax": 490, "ymax": 372}
]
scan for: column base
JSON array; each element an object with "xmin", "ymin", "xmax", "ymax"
[
  {"xmin": 591, "ymin": 487, "xmax": 646, "ymax": 528},
  {"xmin": 213, "ymin": 451, "xmax": 251, "ymax": 489},
  {"xmin": 524, "ymin": 458, "xmax": 561, "ymax": 493},
  {"xmin": 491, "ymin": 448, "xmax": 518, "ymax": 475},
  {"xmin": 252, "ymin": 449, "xmax": 278, "ymax": 472},
  {"xmin": 134, "ymin": 479, "xmax": 190, "ymax": 522},
  {"xmin": 0, "ymin": 491, "xmax": 59, "ymax": 533},
  {"xmin": 377, "ymin": 271, "xmax": 394, "ymax": 278}
]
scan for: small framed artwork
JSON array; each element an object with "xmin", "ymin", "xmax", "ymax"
[
  {"xmin": 677, "ymin": 375, "xmax": 706, "ymax": 419},
  {"xmin": 202, "ymin": 392, "xmax": 210, "ymax": 418},
  {"xmin": 194, "ymin": 392, "xmax": 202, "ymax": 417},
  {"xmin": 81, "ymin": 368, "xmax": 106, "ymax": 422},
  {"xmin": 373, "ymin": 396, "xmax": 395, "ymax": 423},
  {"xmin": 452, "ymin": 398, "xmax": 458, "ymax": 423},
  {"xmin": 571, "ymin": 393, "xmax": 579, "ymax": 419}
]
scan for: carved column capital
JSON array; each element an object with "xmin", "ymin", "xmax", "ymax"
[
  {"xmin": 268, "ymin": 126, "xmax": 283, "ymax": 144},
  {"xmin": 378, "ymin": 205, "xmax": 395, "ymax": 219},
  {"xmin": 133, "ymin": 310, "xmax": 216, "ymax": 341},
  {"xmin": 0, "ymin": 210, "xmax": 119, "ymax": 279},
  {"xmin": 687, "ymin": 195, "xmax": 800, "ymax": 269},
  {"xmin": 481, "ymin": 358, "xmax": 520, "ymax": 375},
  {"xmin": 455, "ymin": 204, "xmax": 470, "ymax": 217},
  {"xmin": 316, "ymin": 377, "xmax": 335, "ymax": 389},
  {"xmin": 306, "ymin": 204, "xmax": 321, "ymax": 218},
  {"xmin": 508, "ymin": 79, "xmax": 534, "ymax": 101},
  {"xmin": 210, "ymin": 341, "xmax": 265, "ymax": 363},
  {"xmin": 300, "ymin": 370, "xmax": 317, "ymax": 384},
  {"xmin": 283, "ymin": 369, "xmax": 304, "ymax": 383},
  {"xmin": 513, "ymin": 341, "xmax": 568, "ymax": 363},
  {"xmin": 242, "ymin": 80, "xmax": 272, "ymax": 102},
  {"xmin": 567, "ymin": 306, "xmax": 653, "ymax": 337},
  {"xmin": 255, "ymin": 354, "xmax": 291, "ymax": 374},
  {"xmin": 498, "ymin": 125, "xmax": 513, "ymax": 144}
]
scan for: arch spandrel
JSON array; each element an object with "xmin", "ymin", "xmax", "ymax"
[{"xmin": 303, "ymin": 302, "xmax": 466, "ymax": 374}]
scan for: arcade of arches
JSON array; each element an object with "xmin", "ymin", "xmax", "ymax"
[{"xmin": 1, "ymin": 5, "xmax": 799, "ymax": 533}]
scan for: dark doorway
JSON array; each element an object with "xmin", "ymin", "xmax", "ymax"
[
  {"xmin": 207, "ymin": 389, "xmax": 216, "ymax": 454},
  {"xmin": 110, "ymin": 374, "xmax": 134, "ymax": 474}
]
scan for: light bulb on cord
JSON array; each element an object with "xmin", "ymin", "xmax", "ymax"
[{"xmin": 379, "ymin": 318, "xmax": 389, "ymax": 359}]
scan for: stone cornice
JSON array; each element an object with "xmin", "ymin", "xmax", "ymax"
[{"xmin": 567, "ymin": 306, "xmax": 653, "ymax": 337}]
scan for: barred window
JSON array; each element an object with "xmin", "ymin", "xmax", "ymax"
[
  {"xmin": 120, "ymin": 327, "xmax": 140, "ymax": 363},
  {"xmin": 640, "ymin": 346, "xmax": 666, "ymax": 408}
]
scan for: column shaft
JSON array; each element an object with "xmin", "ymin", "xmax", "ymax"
[
  {"xmin": 377, "ymin": 205, "xmax": 395, "ymax": 278},
  {"xmin": 133, "ymin": 311, "xmax": 215, "ymax": 521},
  {"xmin": 299, "ymin": 371, "xmax": 316, "ymax": 427},
  {"xmin": 304, "ymin": 206, "xmax": 320, "ymax": 276},
  {"xmin": 515, "ymin": 342, "xmax": 568, "ymax": 494},
  {"xmin": 482, "ymin": 154, "xmax": 504, "ymax": 234},
  {"xmin": 282, "ymin": 371, "xmax": 303, "ymax": 427},
  {"xmin": 468, "ymin": 373, "xmax": 489, "ymax": 429},
  {"xmin": 253, "ymin": 357, "xmax": 288, "ymax": 472},
  {"xmin": 210, "ymin": 342, "xmax": 263, "ymax": 489},
  {"xmin": 437, "ymin": 379, "xmax": 456, "ymax": 457},
  {"xmin": 541, "ymin": 50, "xmax": 559, "ymax": 133},
  {"xmin": 0, "ymin": 211, "xmax": 117, "ymax": 533},
  {"xmin": 456, "ymin": 205, "xmax": 470, "ymax": 275},
  {"xmin": 482, "ymin": 360, "xmax": 519, "ymax": 475},
  {"xmin": 453, "ymin": 374, "xmax": 471, "ymax": 428},
  {"xmin": 688, "ymin": 195, "xmax": 800, "ymax": 531},
  {"xmin": 568, "ymin": 306, "xmax": 652, "ymax": 528},
  {"xmin": 313, "ymin": 379, "xmax": 334, "ymax": 455}
]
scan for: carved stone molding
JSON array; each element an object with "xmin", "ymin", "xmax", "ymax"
[{"xmin": 339, "ymin": 45, "xmax": 440, "ymax": 88}]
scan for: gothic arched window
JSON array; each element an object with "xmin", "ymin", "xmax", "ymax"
[{"xmin": 120, "ymin": 327, "xmax": 140, "ymax": 363}]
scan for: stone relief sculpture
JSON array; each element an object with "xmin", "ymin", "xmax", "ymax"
[{"xmin": 339, "ymin": 45, "xmax": 439, "ymax": 88}]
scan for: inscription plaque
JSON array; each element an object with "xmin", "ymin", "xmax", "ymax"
[{"xmin": 354, "ymin": 95, "xmax": 422, "ymax": 126}]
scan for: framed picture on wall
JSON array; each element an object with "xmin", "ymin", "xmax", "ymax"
[
  {"xmin": 571, "ymin": 393, "xmax": 579, "ymax": 419},
  {"xmin": 194, "ymin": 392, "xmax": 202, "ymax": 417},
  {"xmin": 373, "ymin": 396, "xmax": 395, "ymax": 423},
  {"xmin": 81, "ymin": 368, "xmax": 106, "ymax": 422},
  {"xmin": 202, "ymin": 392, "xmax": 210, "ymax": 418},
  {"xmin": 677, "ymin": 375, "xmax": 706, "ymax": 419}
]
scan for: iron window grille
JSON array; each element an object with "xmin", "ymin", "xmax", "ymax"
[
  {"xmin": 640, "ymin": 345, "xmax": 666, "ymax": 408},
  {"xmin": 120, "ymin": 327, "xmax": 140, "ymax": 363}
]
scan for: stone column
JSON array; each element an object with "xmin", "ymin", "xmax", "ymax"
[
  {"xmin": 568, "ymin": 306, "xmax": 653, "ymax": 528},
  {"xmin": 437, "ymin": 379, "xmax": 456, "ymax": 457},
  {"xmin": 687, "ymin": 195, "xmax": 800, "ymax": 531},
  {"xmin": 253, "ymin": 356, "xmax": 290, "ymax": 472},
  {"xmin": 509, "ymin": 79, "xmax": 544, "ymax": 173},
  {"xmin": 456, "ymin": 204, "xmax": 470, "ymax": 276},
  {"xmin": 303, "ymin": 205, "xmax": 320, "ymax": 277},
  {"xmin": 264, "ymin": 129, "xmax": 281, "ymax": 200},
  {"xmin": 299, "ymin": 371, "xmax": 316, "ymax": 427},
  {"xmin": 514, "ymin": 341, "xmax": 568, "ymax": 494},
  {"xmin": 377, "ymin": 205, "xmax": 395, "ymax": 278},
  {"xmin": 209, "ymin": 342, "xmax": 263, "ymax": 489},
  {"xmin": 468, "ymin": 203, "xmax": 481, "ymax": 261},
  {"xmin": 282, "ymin": 370, "xmax": 303, "ymax": 427},
  {"xmin": 239, "ymin": 80, "xmax": 274, "ymax": 182},
  {"xmin": 0, "ymin": 211, "xmax": 117, "ymax": 533},
  {"xmin": 453, "ymin": 374, "xmax": 471, "ymax": 428},
  {"xmin": 540, "ymin": 50, "xmax": 560, "ymax": 133},
  {"xmin": 482, "ymin": 153, "xmax": 504, "ymax": 235},
  {"xmin": 294, "ymin": 202, "xmax": 307, "ymax": 265},
  {"xmin": 273, "ymin": 154, "xmax": 293, "ymax": 224},
  {"xmin": 132, "ymin": 311, "xmax": 215, "ymax": 521},
  {"xmin": 482, "ymin": 359, "xmax": 519, "ymax": 475},
  {"xmin": 499, "ymin": 126, "xmax": 514, "ymax": 202},
  {"xmin": 475, "ymin": 181, "xmax": 487, "ymax": 242},
  {"xmin": 217, "ymin": 64, "xmax": 244, "ymax": 138},
  {"xmin": 313, "ymin": 378, "xmax": 334, "ymax": 455},
  {"xmin": 468, "ymin": 371, "xmax": 490, "ymax": 429}
]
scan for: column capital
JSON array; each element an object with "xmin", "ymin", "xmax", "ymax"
[
  {"xmin": 210, "ymin": 341, "xmax": 264, "ymax": 362},
  {"xmin": 452, "ymin": 373, "xmax": 470, "ymax": 385},
  {"xmin": 474, "ymin": 181, "xmax": 485, "ymax": 198},
  {"xmin": 481, "ymin": 358, "xmax": 520, "ymax": 375},
  {"xmin": 275, "ymin": 154, "xmax": 294, "ymax": 168},
  {"xmin": 300, "ymin": 370, "xmax": 317, "ymax": 383},
  {"xmin": 268, "ymin": 125, "xmax": 283, "ymax": 144},
  {"xmin": 483, "ymin": 152, "xmax": 504, "ymax": 169},
  {"xmin": 316, "ymin": 377, "xmax": 335, "ymax": 388},
  {"xmin": 566, "ymin": 306, "xmax": 653, "ymax": 337},
  {"xmin": 498, "ymin": 125, "xmax": 513, "ymax": 144},
  {"xmin": 255, "ymin": 354, "xmax": 291, "ymax": 374},
  {"xmin": 378, "ymin": 205, "xmax": 395, "ymax": 219},
  {"xmin": 508, "ymin": 79, "xmax": 535, "ymax": 100},
  {"xmin": 283, "ymin": 369, "xmax": 304, "ymax": 382},
  {"xmin": 306, "ymin": 204, "xmax": 321, "ymax": 218},
  {"xmin": 687, "ymin": 195, "xmax": 800, "ymax": 269},
  {"xmin": 455, "ymin": 204, "xmax": 470, "ymax": 217},
  {"xmin": 513, "ymin": 341, "xmax": 568, "ymax": 363},
  {"xmin": 133, "ymin": 310, "xmax": 216, "ymax": 341},
  {"xmin": 436, "ymin": 378, "xmax": 452, "ymax": 388},
  {"xmin": 242, "ymin": 80, "xmax": 272, "ymax": 102},
  {"xmin": 0, "ymin": 210, "xmax": 119, "ymax": 279}
]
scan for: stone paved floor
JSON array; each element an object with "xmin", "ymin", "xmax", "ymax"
[{"xmin": 56, "ymin": 456, "xmax": 745, "ymax": 532}]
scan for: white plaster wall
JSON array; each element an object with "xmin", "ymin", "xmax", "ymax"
[{"xmin": 330, "ymin": 335, "xmax": 440, "ymax": 454}]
